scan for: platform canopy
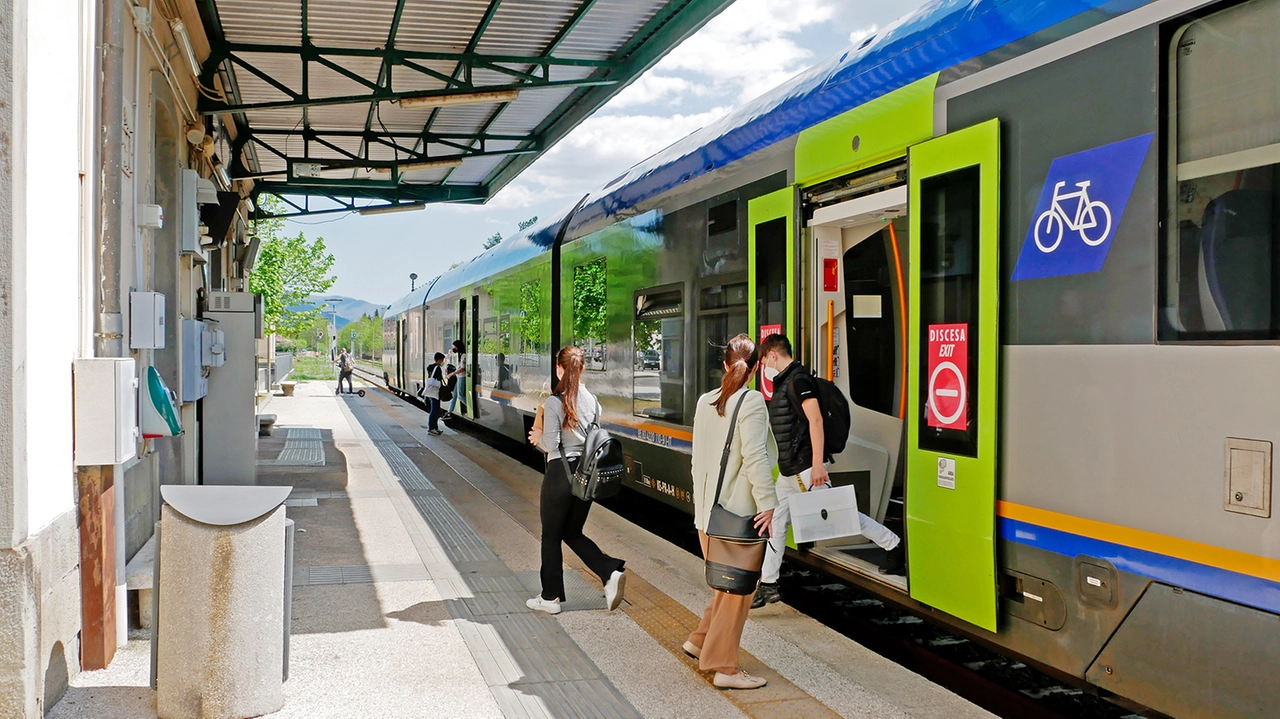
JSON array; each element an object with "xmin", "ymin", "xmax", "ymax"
[{"xmin": 196, "ymin": 0, "xmax": 731, "ymax": 217}]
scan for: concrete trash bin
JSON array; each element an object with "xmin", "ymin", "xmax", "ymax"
[{"xmin": 153, "ymin": 485, "xmax": 293, "ymax": 719}]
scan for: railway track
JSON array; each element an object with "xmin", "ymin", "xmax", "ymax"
[{"xmin": 347, "ymin": 367, "xmax": 1155, "ymax": 719}]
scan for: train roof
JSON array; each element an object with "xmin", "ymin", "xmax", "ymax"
[
  {"xmin": 567, "ymin": 0, "xmax": 1152, "ymax": 230},
  {"xmin": 387, "ymin": 0, "xmax": 1152, "ymax": 317}
]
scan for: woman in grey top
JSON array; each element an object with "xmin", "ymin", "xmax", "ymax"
[{"xmin": 526, "ymin": 346, "xmax": 626, "ymax": 615}]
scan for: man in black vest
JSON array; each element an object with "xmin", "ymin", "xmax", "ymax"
[{"xmin": 753, "ymin": 334, "xmax": 905, "ymax": 609}]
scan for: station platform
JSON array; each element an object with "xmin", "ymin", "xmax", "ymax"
[{"xmin": 48, "ymin": 379, "xmax": 992, "ymax": 719}]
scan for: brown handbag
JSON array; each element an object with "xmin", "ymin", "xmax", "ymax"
[{"xmin": 704, "ymin": 393, "xmax": 768, "ymax": 595}]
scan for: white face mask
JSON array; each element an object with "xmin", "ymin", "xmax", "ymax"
[{"xmin": 762, "ymin": 363, "xmax": 778, "ymax": 381}]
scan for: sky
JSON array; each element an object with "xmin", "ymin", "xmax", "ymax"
[{"xmin": 284, "ymin": 0, "xmax": 931, "ymax": 307}]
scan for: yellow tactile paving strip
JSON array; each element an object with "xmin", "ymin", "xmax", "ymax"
[
  {"xmin": 619, "ymin": 572, "xmax": 843, "ymax": 719},
  {"xmin": 367, "ymin": 391, "xmax": 845, "ymax": 719}
]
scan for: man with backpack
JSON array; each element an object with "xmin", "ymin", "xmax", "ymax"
[
  {"xmin": 752, "ymin": 334, "xmax": 904, "ymax": 609},
  {"xmin": 336, "ymin": 347, "xmax": 355, "ymax": 395}
]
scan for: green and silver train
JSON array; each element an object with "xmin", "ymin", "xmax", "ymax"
[{"xmin": 382, "ymin": 1, "xmax": 1280, "ymax": 715}]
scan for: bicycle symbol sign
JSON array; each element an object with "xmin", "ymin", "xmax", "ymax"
[
  {"xmin": 1011, "ymin": 133, "xmax": 1153, "ymax": 282},
  {"xmin": 1033, "ymin": 180, "xmax": 1112, "ymax": 253}
]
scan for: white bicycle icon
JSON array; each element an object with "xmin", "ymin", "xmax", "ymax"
[{"xmin": 1034, "ymin": 180, "xmax": 1112, "ymax": 253}]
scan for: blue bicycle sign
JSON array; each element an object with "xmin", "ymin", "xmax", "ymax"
[
  {"xmin": 1011, "ymin": 133, "xmax": 1152, "ymax": 282},
  {"xmin": 1033, "ymin": 180, "xmax": 1112, "ymax": 253}
]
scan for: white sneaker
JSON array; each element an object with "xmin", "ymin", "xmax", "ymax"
[
  {"xmin": 604, "ymin": 569, "xmax": 626, "ymax": 611},
  {"xmin": 681, "ymin": 641, "xmax": 701, "ymax": 659},
  {"xmin": 714, "ymin": 671, "xmax": 767, "ymax": 690},
  {"xmin": 526, "ymin": 596, "xmax": 562, "ymax": 615}
]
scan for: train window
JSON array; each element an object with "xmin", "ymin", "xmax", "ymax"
[
  {"xmin": 708, "ymin": 200, "xmax": 737, "ymax": 237},
  {"xmin": 918, "ymin": 166, "xmax": 980, "ymax": 458},
  {"xmin": 633, "ymin": 288, "xmax": 685, "ymax": 423},
  {"xmin": 1163, "ymin": 0, "xmax": 1280, "ymax": 340},
  {"xmin": 697, "ymin": 283, "xmax": 748, "ymax": 397},
  {"xmin": 573, "ymin": 258, "xmax": 608, "ymax": 370},
  {"xmin": 755, "ymin": 218, "xmax": 788, "ymax": 330}
]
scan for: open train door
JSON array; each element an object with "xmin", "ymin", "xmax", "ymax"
[
  {"xmin": 748, "ymin": 187, "xmax": 795, "ymax": 395},
  {"xmin": 905, "ymin": 119, "xmax": 1000, "ymax": 633}
]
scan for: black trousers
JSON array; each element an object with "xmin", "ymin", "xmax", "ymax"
[
  {"xmin": 338, "ymin": 370, "xmax": 353, "ymax": 393},
  {"xmin": 540, "ymin": 458, "xmax": 624, "ymax": 602}
]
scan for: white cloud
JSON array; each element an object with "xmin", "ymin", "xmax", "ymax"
[
  {"xmin": 608, "ymin": 73, "xmax": 699, "ymax": 109},
  {"xmin": 487, "ymin": 107, "xmax": 733, "ymax": 209},
  {"xmin": 651, "ymin": 0, "xmax": 838, "ymax": 102}
]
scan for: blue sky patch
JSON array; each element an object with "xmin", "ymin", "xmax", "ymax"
[{"xmin": 1011, "ymin": 133, "xmax": 1153, "ymax": 282}]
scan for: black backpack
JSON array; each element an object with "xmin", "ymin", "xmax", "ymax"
[
  {"xmin": 786, "ymin": 371, "xmax": 851, "ymax": 460},
  {"xmin": 557, "ymin": 397, "xmax": 625, "ymax": 501}
]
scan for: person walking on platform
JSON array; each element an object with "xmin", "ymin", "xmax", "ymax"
[
  {"xmin": 684, "ymin": 334, "xmax": 777, "ymax": 690},
  {"xmin": 527, "ymin": 346, "xmax": 626, "ymax": 616},
  {"xmin": 753, "ymin": 334, "xmax": 904, "ymax": 610},
  {"xmin": 443, "ymin": 339, "xmax": 466, "ymax": 419},
  {"xmin": 423, "ymin": 352, "xmax": 446, "ymax": 436},
  {"xmin": 336, "ymin": 347, "xmax": 355, "ymax": 395}
]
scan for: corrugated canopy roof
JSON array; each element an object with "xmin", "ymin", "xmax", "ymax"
[{"xmin": 195, "ymin": 0, "xmax": 732, "ymax": 217}]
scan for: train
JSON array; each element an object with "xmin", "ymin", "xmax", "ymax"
[{"xmin": 380, "ymin": 1, "xmax": 1280, "ymax": 716}]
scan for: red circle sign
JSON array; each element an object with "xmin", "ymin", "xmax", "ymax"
[
  {"xmin": 926, "ymin": 323, "xmax": 968, "ymax": 430},
  {"xmin": 928, "ymin": 362, "xmax": 966, "ymax": 426}
]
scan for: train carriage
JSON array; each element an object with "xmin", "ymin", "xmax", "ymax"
[{"xmin": 382, "ymin": 1, "xmax": 1280, "ymax": 715}]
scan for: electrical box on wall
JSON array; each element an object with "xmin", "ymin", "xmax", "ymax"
[
  {"xmin": 74, "ymin": 358, "xmax": 138, "ymax": 466},
  {"xmin": 138, "ymin": 204, "xmax": 164, "ymax": 229},
  {"xmin": 203, "ymin": 326, "xmax": 226, "ymax": 367},
  {"xmin": 181, "ymin": 319, "xmax": 208, "ymax": 402},
  {"xmin": 130, "ymin": 291, "xmax": 166, "ymax": 349}
]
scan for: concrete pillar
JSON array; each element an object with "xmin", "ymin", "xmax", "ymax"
[
  {"xmin": 0, "ymin": 0, "xmax": 38, "ymax": 715},
  {"xmin": 156, "ymin": 504, "xmax": 286, "ymax": 719}
]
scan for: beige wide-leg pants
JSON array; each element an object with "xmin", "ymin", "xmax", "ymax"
[{"xmin": 686, "ymin": 531, "xmax": 753, "ymax": 675}]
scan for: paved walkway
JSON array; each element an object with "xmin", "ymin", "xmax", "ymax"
[{"xmin": 48, "ymin": 380, "xmax": 991, "ymax": 719}]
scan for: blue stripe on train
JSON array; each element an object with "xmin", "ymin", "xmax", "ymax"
[{"xmin": 1000, "ymin": 517, "xmax": 1280, "ymax": 614}]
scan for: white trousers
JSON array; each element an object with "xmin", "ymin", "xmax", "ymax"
[{"xmin": 761, "ymin": 467, "xmax": 900, "ymax": 584}]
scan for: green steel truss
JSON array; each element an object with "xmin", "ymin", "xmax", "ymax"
[{"xmin": 196, "ymin": 0, "xmax": 734, "ymax": 217}]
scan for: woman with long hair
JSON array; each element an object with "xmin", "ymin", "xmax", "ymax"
[
  {"xmin": 683, "ymin": 333, "xmax": 777, "ymax": 689},
  {"xmin": 527, "ymin": 346, "xmax": 626, "ymax": 615}
]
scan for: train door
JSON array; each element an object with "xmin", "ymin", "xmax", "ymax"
[
  {"xmin": 469, "ymin": 293, "xmax": 480, "ymax": 419},
  {"xmin": 803, "ymin": 181, "xmax": 909, "ymax": 586},
  {"xmin": 906, "ymin": 119, "xmax": 1001, "ymax": 632},
  {"xmin": 748, "ymin": 187, "xmax": 795, "ymax": 396}
]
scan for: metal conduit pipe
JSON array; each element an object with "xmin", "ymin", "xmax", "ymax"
[
  {"xmin": 99, "ymin": 0, "xmax": 129, "ymax": 656},
  {"xmin": 97, "ymin": 0, "xmax": 125, "ymax": 358}
]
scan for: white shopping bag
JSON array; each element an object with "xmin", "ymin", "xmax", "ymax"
[{"xmin": 790, "ymin": 484, "xmax": 862, "ymax": 544}]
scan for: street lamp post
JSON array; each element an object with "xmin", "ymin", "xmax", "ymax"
[{"xmin": 326, "ymin": 298, "xmax": 344, "ymax": 378}]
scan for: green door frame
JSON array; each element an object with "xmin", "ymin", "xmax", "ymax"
[
  {"xmin": 905, "ymin": 119, "xmax": 1001, "ymax": 633},
  {"xmin": 747, "ymin": 187, "xmax": 797, "ymax": 354}
]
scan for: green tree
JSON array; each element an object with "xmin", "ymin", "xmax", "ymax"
[
  {"xmin": 249, "ymin": 196, "xmax": 337, "ymax": 337},
  {"xmin": 483, "ymin": 232, "xmax": 503, "ymax": 249},
  {"xmin": 518, "ymin": 215, "xmax": 539, "ymax": 231}
]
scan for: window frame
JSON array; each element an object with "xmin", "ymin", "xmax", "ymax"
[
  {"xmin": 631, "ymin": 281, "xmax": 687, "ymax": 423},
  {"xmin": 1159, "ymin": 0, "xmax": 1280, "ymax": 344}
]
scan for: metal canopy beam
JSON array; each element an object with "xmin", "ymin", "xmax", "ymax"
[
  {"xmin": 200, "ymin": 0, "xmax": 735, "ymax": 216},
  {"xmin": 198, "ymin": 45, "xmax": 618, "ymax": 115}
]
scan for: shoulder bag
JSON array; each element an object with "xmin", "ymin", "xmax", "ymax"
[{"xmin": 704, "ymin": 392, "xmax": 769, "ymax": 596}]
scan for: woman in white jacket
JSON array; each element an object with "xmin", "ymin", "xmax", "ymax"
[{"xmin": 682, "ymin": 334, "xmax": 777, "ymax": 690}]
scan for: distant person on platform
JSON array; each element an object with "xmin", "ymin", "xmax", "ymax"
[
  {"xmin": 752, "ymin": 334, "xmax": 904, "ymax": 610},
  {"xmin": 336, "ymin": 347, "xmax": 355, "ymax": 395},
  {"xmin": 443, "ymin": 339, "xmax": 467, "ymax": 419}
]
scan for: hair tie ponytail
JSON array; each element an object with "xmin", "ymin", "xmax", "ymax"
[{"xmin": 712, "ymin": 334, "xmax": 758, "ymax": 416}]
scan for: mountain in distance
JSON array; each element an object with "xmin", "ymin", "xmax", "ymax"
[{"xmin": 298, "ymin": 295, "xmax": 389, "ymax": 329}]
